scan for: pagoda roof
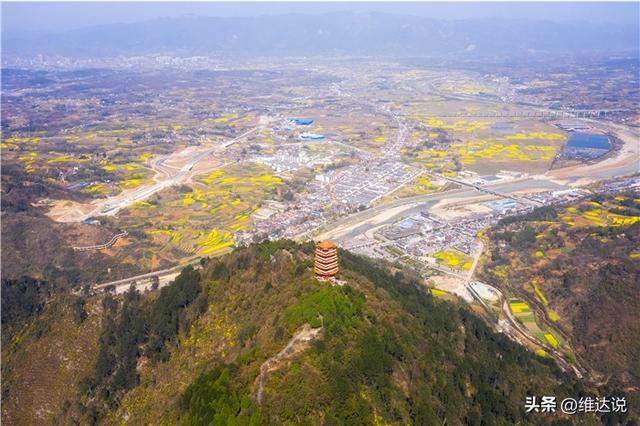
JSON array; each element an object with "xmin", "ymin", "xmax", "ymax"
[{"xmin": 317, "ymin": 241, "xmax": 337, "ymax": 250}]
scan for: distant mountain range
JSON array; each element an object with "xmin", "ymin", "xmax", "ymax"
[{"xmin": 3, "ymin": 12, "xmax": 638, "ymax": 59}]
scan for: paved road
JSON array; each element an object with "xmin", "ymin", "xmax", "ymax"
[
  {"xmin": 83, "ymin": 127, "xmax": 261, "ymax": 220},
  {"xmin": 315, "ymin": 178, "xmax": 566, "ymax": 243},
  {"xmin": 428, "ymin": 171, "xmax": 542, "ymax": 206},
  {"xmin": 72, "ymin": 231, "xmax": 128, "ymax": 252}
]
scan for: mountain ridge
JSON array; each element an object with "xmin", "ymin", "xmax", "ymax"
[
  {"xmin": 2, "ymin": 240, "xmax": 613, "ymax": 425},
  {"xmin": 3, "ymin": 12, "xmax": 638, "ymax": 59}
]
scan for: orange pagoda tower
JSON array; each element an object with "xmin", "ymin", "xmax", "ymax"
[{"xmin": 314, "ymin": 241, "xmax": 339, "ymax": 278}]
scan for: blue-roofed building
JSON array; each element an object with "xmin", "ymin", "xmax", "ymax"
[
  {"xmin": 299, "ymin": 132, "xmax": 325, "ymax": 140},
  {"xmin": 562, "ymin": 133, "xmax": 611, "ymax": 159},
  {"xmin": 288, "ymin": 118, "xmax": 314, "ymax": 126},
  {"xmin": 486, "ymin": 199, "xmax": 517, "ymax": 213},
  {"xmin": 398, "ymin": 218, "xmax": 418, "ymax": 229}
]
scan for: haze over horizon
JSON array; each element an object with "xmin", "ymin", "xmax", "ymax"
[
  {"xmin": 2, "ymin": 3, "xmax": 640, "ymax": 425},
  {"xmin": 3, "ymin": 5, "xmax": 638, "ymax": 61},
  {"xmin": 3, "ymin": 1, "xmax": 639, "ymax": 38}
]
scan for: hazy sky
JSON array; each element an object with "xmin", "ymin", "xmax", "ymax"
[{"xmin": 3, "ymin": 1, "xmax": 639, "ymax": 36}]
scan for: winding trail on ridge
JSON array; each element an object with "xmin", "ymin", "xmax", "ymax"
[{"xmin": 254, "ymin": 323, "xmax": 323, "ymax": 404}]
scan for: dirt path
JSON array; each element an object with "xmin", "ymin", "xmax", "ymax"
[
  {"xmin": 465, "ymin": 240, "xmax": 484, "ymax": 283},
  {"xmin": 254, "ymin": 323, "xmax": 322, "ymax": 404}
]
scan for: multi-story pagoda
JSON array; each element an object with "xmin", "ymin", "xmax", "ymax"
[{"xmin": 314, "ymin": 241, "xmax": 339, "ymax": 278}]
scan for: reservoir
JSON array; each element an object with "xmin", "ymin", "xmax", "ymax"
[{"xmin": 562, "ymin": 133, "xmax": 611, "ymax": 159}]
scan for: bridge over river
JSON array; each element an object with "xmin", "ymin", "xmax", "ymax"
[{"xmin": 420, "ymin": 109, "xmax": 629, "ymax": 119}]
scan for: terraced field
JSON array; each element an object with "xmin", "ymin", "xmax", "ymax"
[
  {"xmin": 508, "ymin": 298, "xmax": 565, "ymax": 350},
  {"xmin": 482, "ymin": 193, "xmax": 640, "ymax": 384},
  {"xmin": 116, "ymin": 163, "xmax": 284, "ymax": 264}
]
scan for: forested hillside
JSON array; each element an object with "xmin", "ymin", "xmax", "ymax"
[
  {"xmin": 2, "ymin": 240, "xmax": 628, "ymax": 425},
  {"xmin": 0, "ymin": 163, "xmax": 148, "ymax": 288},
  {"xmin": 479, "ymin": 192, "xmax": 640, "ymax": 393}
]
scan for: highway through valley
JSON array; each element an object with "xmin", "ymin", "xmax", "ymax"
[{"xmin": 84, "ymin": 127, "xmax": 260, "ymax": 219}]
